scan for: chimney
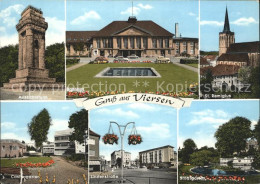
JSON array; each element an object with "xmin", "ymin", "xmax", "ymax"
[{"xmin": 175, "ymin": 23, "xmax": 179, "ymax": 38}]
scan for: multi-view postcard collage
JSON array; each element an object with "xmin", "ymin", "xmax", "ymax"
[{"xmin": 0, "ymin": 0, "xmax": 259, "ymax": 184}]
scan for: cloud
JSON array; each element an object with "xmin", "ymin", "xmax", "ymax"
[
  {"xmin": 121, "ymin": 4, "xmax": 152, "ymax": 15},
  {"xmin": 0, "ymin": 4, "xmax": 24, "ymax": 27},
  {"xmin": 1, "ymin": 122, "xmax": 16, "ymax": 129},
  {"xmin": 137, "ymin": 4, "xmax": 153, "ymax": 10},
  {"xmin": 137, "ymin": 123, "xmax": 171, "ymax": 139},
  {"xmin": 61, "ymin": 106, "xmax": 70, "ymax": 110},
  {"xmin": 127, "ymin": 103, "xmax": 157, "ymax": 111},
  {"xmin": 96, "ymin": 108, "xmax": 139, "ymax": 119},
  {"xmin": 121, "ymin": 7, "xmax": 141, "ymax": 15},
  {"xmin": 251, "ymin": 120, "xmax": 258, "ymax": 130},
  {"xmin": 187, "ymin": 109, "xmax": 231, "ymax": 126},
  {"xmin": 70, "ymin": 11, "xmax": 101, "ymax": 25},
  {"xmin": 231, "ymin": 17, "xmax": 258, "ymax": 26},
  {"xmin": 48, "ymin": 119, "xmax": 69, "ymax": 142},
  {"xmin": 45, "ymin": 17, "xmax": 65, "ymax": 46},
  {"xmin": 188, "ymin": 12, "xmax": 196, "ymax": 17},
  {"xmin": 1, "ymin": 132, "xmax": 30, "ymax": 143},
  {"xmin": 200, "ymin": 20, "xmax": 223, "ymax": 27}
]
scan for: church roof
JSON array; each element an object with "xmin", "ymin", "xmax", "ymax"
[
  {"xmin": 93, "ymin": 19, "xmax": 174, "ymax": 37},
  {"xmin": 66, "ymin": 31, "xmax": 98, "ymax": 43},
  {"xmin": 227, "ymin": 41, "xmax": 260, "ymax": 53},
  {"xmin": 200, "ymin": 57, "xmax": 210, "ymax": 65},
  {"xmin": 223, "ymin": 7, "xmax": 231, "ymax": 33},
  {"xmin": 218, "ymin": 53, "xmax": 249, "ymax": 63}
]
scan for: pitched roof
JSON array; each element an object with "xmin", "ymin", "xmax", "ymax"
[
  {"xmin": 204, "ymin": 55, "xmax": 218, "ymax": 61},
  {"xmin": 201, "ymin": 65, "xmax": 240, "ymax": 76},
  {"xmin": 89, "ymin": 129, "xmax": 100, "ymax": 137},
  {"xmin": 218, "ymin": 53, "xmax": 249, "ymax": 63},
  {"xmin": 93, "ymin": 20, "xmax": 174, "ymax": 37},
  {"xmin": 227, "ymin": 41, "xmax": 260, "ymax": 53},
  {"xmin": 173, "ymin": 37, "xmax": 198, "ymax": 41},
  {"xmin": 223, "ymin": 7, "xmax": 231, "ymax": 33},
  {"xmin": 66, "ymin": 31, "xmax": 98, "ymax": 43},
  {"xmin": 200, "ymin": 57, "xmax": 210, "ymax": 65}
]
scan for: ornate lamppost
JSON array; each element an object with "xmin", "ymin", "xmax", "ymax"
[{"xmin": 102, "ymin": 121, "xmax": 142, "ymax": 183}]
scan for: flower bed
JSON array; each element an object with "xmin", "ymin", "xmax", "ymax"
[
  {"xmin": 128, "ymin": 134, "xmax": 142, "ymax": 145},
  {"xmin": 14, "ymin": 159, "xmax": 55, "ymax": 168},
  {"xmin": 67, "ymin": 90, "xmax": 196, "ymax": 99},
  {"xmin": 102, "ymin": 134, "xmax": 119, "ymax": 145},
  {"xmin": 113, "ymin": 60, "xmax": 152, "ymax": 63}
]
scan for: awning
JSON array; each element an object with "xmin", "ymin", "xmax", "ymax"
[{"xmin": 89, "ymin": 160, "xmax": 101, "ymax": 166}]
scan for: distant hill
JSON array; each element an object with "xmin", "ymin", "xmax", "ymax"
[{"xmin": 200, "ymin": 51, "xmax": 219, "ymax": 55}]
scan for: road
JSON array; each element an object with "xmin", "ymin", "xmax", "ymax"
[{"xmin": 90, "ymin": 168, "xmax": 177, "ymax": 184}]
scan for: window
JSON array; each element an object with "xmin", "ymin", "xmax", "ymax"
[
  {"xmin": 159, "ymin": 150, "xmax": 162, "ymax": 162},
  {"xmin": 159, "ymin": 38, "xmax": 163, "ymax": 48},
  {"xmin": 124, "ymin": 37, "xmax": 128, "ymax": 49},
  {"xmin": 165, "ymin": 38, "xmax": 169, "ymax": 48},
  {"xmin": 152, "ymin": 38, "xmax": 157, "ymax": 48},
  {"xmin": 183, "ymin": 42, "xmax": 187, "ymax": 52},
  {"xmin": 108, "ymin": 38, "xmax": 113, "ymax": 48},
  {"xmin": 67, "ymin": 44, "xmax": 70, "ymax": 52},
  {"xmin": 117, "ymin": 37, "xmax": 121, "ymax": 49},
  {"xmin": 102, "ymin": 38, "xmax": 107, "ymax": 48},
  {"xmin": 2, "ymin": 146, "xmax": 5, "ymax": 150},
  {"xmin": 130, "ymin": 37, "xmax": 135, "ymax": 49},
  {"xmin": 89, "ymin": 150, "xmax": 95, "ymax": 156},
  {"xmin": 143, "ymin": 37, "xmax": 147, "ymax": 48},
  {"xmin": 150, "ymin": 152, "xmax": 153, "ymax": 163},
  {"xmin": 97, "ymin": 39, "xmax": 100, "ymax": 48},
  {"xmin": 136, "ymin": 37, "xmax": 141, "ymax": 49}
]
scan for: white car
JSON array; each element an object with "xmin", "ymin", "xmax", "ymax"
[{"xmin": 127, "ymin": 54, "xmax": 139, "ymax": 59}]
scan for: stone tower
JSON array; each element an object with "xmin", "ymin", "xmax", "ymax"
[
  {"xmin": 4, "ymin": 6, "xmax": 60, "ymax": 90},
  {"xmin": 219, "ymin": 7, "xmax": 235, "ymax": 56}
]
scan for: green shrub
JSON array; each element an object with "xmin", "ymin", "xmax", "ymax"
[{"xmin": 180, "ymin": 59, "xmax": 198, "ymax": 64}]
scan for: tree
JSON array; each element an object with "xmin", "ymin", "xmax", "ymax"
[
  {"xmin": 247, "ymin": 66, "xmax": 260, "ymax": 98},
  {"xmin": 215, "ymin": 116, "xmax": 252, "ymax": 157},
  {"xmin": 68, "ymin": 109, "xmax": 88, "ymax": 144},
  {"xmin": 116, "ymin": 157, "xmax": 122, "ymax": 168},
  {"xmin": 238, "ymin": 66, "xmax": 251, "ymax": 84},
  {"xmin": 200, "ymin": 68, "xmax": 214, "ymax": 95},
  {"xmin": 252, "ymin": 152, "xmax": 260, "ymax": 169},
  {"xmin": 253, "ymin": 119, "xmax": 260, "ymax": 146},
  {"xmin": 45, "ymin": 42, "xmax": 65, "ymax": 82},
  {"xmin": 190, "ymin": 150, "xmax": 215, "ymax": 166},
  {"xmin": 181, "ymin": 139, "xmax": 197, "ymax": 163},
  {"xmin": 28, "ymin": 108, "xmax": 51, "ymax": 149}
]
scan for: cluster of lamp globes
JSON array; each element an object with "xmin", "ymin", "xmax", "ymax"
[{"xmin": 102, "ymin": 134, "xmax": 142, "ymax": 145}]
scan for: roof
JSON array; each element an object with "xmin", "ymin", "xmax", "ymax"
[
  {"xmin": 89, "ymin": 129, "xmax": 100, "ymax": 137},
  {"xmin": 204, "ymin": 55, "xmax": 218, "ymax": 61},
  {"xmin": 201, "ymin": 65, "xmax": 240, "ymax": 76},
  {"xmin": 218, "ymin": 53, "xmax": 249, "ymax": 63},
  {"xmin": 21, "ymin": 5, "xmax": 43, "ymax": 15},
  {"xmin": 227, "ymin": 41, "xmax": 260, "ymax": 53},
  {"xmin": 1, "ymin": 139, "xmax": 26, "ymax": 146},
  {"xmin": 139, "ymin": 145, "xmax": 174, "ymax": 153},
  {"xmin": 66, "ymin": 31, "xmax": 98, "ymax": 43},
  {"xmin": 93, "ymin": 20, "xmax": 174, "ymax": 37},
  {"xmin": 200, "ymin": 57, "xmax": 210, "ymax": 65},
  {"xmin": 222, "ymin": 7, "xmax": 231, "ymax": 33},
  {"xmin": 173, "ymin": 37, "xmax": 198, "ymax": 41}
]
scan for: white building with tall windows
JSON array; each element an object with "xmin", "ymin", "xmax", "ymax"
[{"xmin": 111, "ymin": 150, "xmax": 131, "ymax": 167}]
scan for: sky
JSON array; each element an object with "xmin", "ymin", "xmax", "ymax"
[
  {"xmin": 66, "ymin": 1, "xmax": 199, "ymax": 38},
  {"xmin": 179, "ymin": 100, "xmax": 260, "ymax": 149},
  {"xmin": 1, "ymin": 101, "xmax": 82, "ymax": 144},
  {"xmin": 0, "ymin": 0, "xmax": 65, "ymax": 47},
  {"xmin": 90, "ymin": 103, "xmax": 177, "ymax": 161},
  {"xmin": 200, "ymin": 1, "xmax": 259, "ymax": 51}
]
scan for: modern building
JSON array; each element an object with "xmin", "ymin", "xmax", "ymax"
[
  {"xmin": 1, "ymin": 139, "xmax": 26, "ymax": 158},
  {"xmin": 200, "ymin": 7, "xmax": 260, "ymax": 90},
  {"xmin": 220, "ymin": 157, "xmax": 254, "ymax": 171},
  {"xmin": 139, "ymin": 145, "xmax": 174, "ymax": 167},
  {"xmin": 111, "ymin": 150, "xmax": 131, "ymax": 167},
  {"xmin": 66, "ymin": 17, "xmax": 198, "ymax": 58},
  {"xmin": 89, "ymin": 129, "xmax": 101, "ymax": 171},
  {"xmin": 42, "ymin": 142, "xmax": 54, "ymax": 155}
]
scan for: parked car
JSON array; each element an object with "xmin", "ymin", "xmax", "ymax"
[
  {"xmin": 114, "ymin": 56, "xmax": 129, "ymax": 62},
  {"xmin": 127, "ymin": 54, "xmax": 139, "ymax": 59},
  {"xmin": 156, "ymin": 56, "xmax": 170, "ymax": 63}
]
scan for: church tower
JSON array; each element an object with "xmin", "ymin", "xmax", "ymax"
[{"xmin": 219, "ymin": 7, "xmax": 235, "ymax": 56}]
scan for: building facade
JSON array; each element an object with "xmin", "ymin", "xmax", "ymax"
[
  {"xmin": 42, "ymin": 142, "xmax": 54, "ymax": 155},
  {"xmin": 111, "ymin": 150, "xmax": 131, "ymax": 167},
  {"xmin": 1, "ymin": 139, "xmax": 26, "ymax": 158},
  {"xmin": 54, "ymin": 129, "xmax": 75, "ymax": 155},
  {"xmin": 220, "ymin": 157, "xmax": 254, "ymax": 171},
  {"xmin": 66, "ymin": 17, "xmax": 198, "ymax": 58},
  {"xmin": 139, "ymin": 145, "xmax": 174, "ymax": 167},
  {"xmin": 89, "ymin": 130, "xmax": 101, "ymax": 171}
]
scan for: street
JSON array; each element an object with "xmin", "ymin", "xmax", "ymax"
[{"xmin": 90, "ymin": 168, "xmax": 177, "ymax": 184}]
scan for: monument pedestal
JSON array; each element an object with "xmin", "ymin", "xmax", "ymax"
[{"xmin": 3, "ymin": 67, "xmax": 63, "ymax": 90}]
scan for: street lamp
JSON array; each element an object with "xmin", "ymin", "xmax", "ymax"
[{"xmin": 108, "ymin": 121, "xmax": 135, "ymax": 183}]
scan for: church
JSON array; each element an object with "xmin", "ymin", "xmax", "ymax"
[
  {"xmin": 201, "ymin": 7, "xmax": 260, "ymax": 90},
  {"xmin": 66, "ymin": 17, "xmax": 198, "ymax": 58}
]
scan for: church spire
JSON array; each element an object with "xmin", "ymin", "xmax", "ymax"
[{"xmin": 223, "ymin": 6, "xmax": 231, "ymax": 33}]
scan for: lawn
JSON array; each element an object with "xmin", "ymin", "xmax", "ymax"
[
  {"xmin": 66, "ymin": 63, "xmax": 198, "ymax": 94},
  {"xmin": 185, "ymin": 63, "xmax": 198, "ymax": 68},
  {"xmin": 1, "ymin": 156, "xmax": 53, "ymax": 167}
]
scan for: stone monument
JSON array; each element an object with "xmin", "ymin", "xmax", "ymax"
[{"xmin": 3, "ymin": 6, "xmax": 63, "ymax": 90}]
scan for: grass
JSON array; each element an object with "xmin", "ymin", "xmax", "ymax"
[
  {"xmin": 185, "ymin": 63, "xmax": 198, "ymax": 68},
  {"xmin": 1, "ymin": 156, "xmax": 53, "ymax": 167},
  {"xmin": 66, "ymin": 63, "xmax": 198, "ymax": 93},
  {"xmin": 66, "ymin": 63, "xmax": 79, "ymax": 68}
]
